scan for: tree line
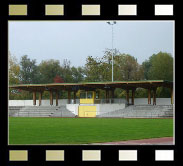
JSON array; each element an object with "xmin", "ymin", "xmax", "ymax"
[{"xmin": 9, "ymin": 50, "xmax": 173, "ymax": 99}]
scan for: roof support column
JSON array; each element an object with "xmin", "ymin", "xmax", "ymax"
[
  {"xmin": 50, "ymin": 90, "xmax": 53, "ymax": 106},
  {"xmin": 131, "ymin": 89, "xmax": 135, "ymax": 105},
  {"xmin": 171, "ymin": 88, "xmax": 173, "ymax": 105},
  {"xmin": 73, "ymin": 91, "xmax": 76, "ymax": 104},
  {"xmin": 33, "ymin": 91, "xmax": 36, "ymax": 106},
  {"xmin": 153, "ymin": 88, "xmax": 157, "ymax": 105},
  {"xmin": 111, "ymin": 89, "xmax": 115, "ymax": 103},
  {"xmin": 39, "ymin": 92, "xmax": 42, "ymax": 106},
  {"xmin": 126, "ymin": 89, "xmax": 129, "ymax": 105},
  {"xmin": 68, "ymin": 91, "xmax": 71, "ymax": 104},
  {"xmin": 56, "ymin": 91, "xmax": 59, "ymax": 106},
  {"xmin": 148, "ymin": 89, "xmax": 151, "ymax": 104},
  {"xmin": 105, "ymin": 90, "xmax": 109, "ymax": 103}
]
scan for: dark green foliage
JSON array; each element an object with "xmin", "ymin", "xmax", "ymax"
[
  {"xmin": 19, "ymin": 55, "xmax": 40, "ymax": 84},
  {"xmin": 39, "ymin": 59, "xmax": 61, "ymax": 83},
  {"xmin": 142, "ymin": 52, "xmax": 173, "ymax": 97},
  {"xmin": 135, "ymin": 88, "xmax": 148, "ymax": 98},
  {"xmin": 84, "ymin": 49, "xmax": 144, "ymax": 82},
  {"xmin": 142, "ymin": 52, "xmax": 173, "ymax": 81},
  {"xmin": 71, "ymin": 66, "xmax": 85, "ymax": 83},
  {"xmin": 9, "ymin": 51, "xmax": 173, "ymax": 99},
  {"xmin": 9, "ymin": 90, "xmax": 33, "ymax": 100}
]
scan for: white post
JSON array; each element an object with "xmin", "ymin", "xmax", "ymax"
[
  {"xmin": 107, "ymin": 21, "xmax": 116, "ymax": 82},
  {"xmin": 112, "ymin": 24, "xmax": 114, "ymax": 82}
]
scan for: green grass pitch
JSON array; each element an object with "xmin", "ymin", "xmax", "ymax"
[{"xmin": 9, "ymin": 117, "xmax": 173, "ymax": 144}]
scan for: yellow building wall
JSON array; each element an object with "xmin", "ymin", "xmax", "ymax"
[
  {"xmin": 80, "ymin": 99, "xmax": 94, "ymax": 104},
  {"xmin": 80, "ymin": 91, "xmax": 96, "ymax": 104},
  {"xmin": 78, "ymin": 106, "xmax": 96, "ymax": 117}
]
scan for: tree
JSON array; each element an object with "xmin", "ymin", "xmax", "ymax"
[
  {"xmin": 142, "ymin": 60, "xmax": 151, "ymax": 80},
  {"xmin": 148, "ymin": 52, "xmax": 173, "ymax": 81},
  {"xmin": 54, "ymin": 75, "xmax": 64, "ymax": 83},
  {"xmin": 19, "ymin": 55, "xmax": 40, "ymax": 84},
  {"xmin": 84, "ymin": 49, "xmax": 144, "ymax": 82},
  {"xmin": 39, "ymin": 59, "xmax": 61, "ymax": 83},
  {"xmin": 60, "ymin": 59, "xmax": 73, "ymax": 83},
  {"xmin": 71, "ymin": 66, "xmax": 85, "ymax": 83},
  {"xmin": 9, "ymin": 51, "xmax": 22, "ymax": 99},
  {"xmin": 84, "ymin": 56, "xmax": 105, "ymax": 82},
  {"xmin": 142, "ymin": 52, "xmax": 173, "ymax": 97},
  {"xmin": 103, "ymin": 49, "xmax": 144, "ymax": 81},
  {"xmin": 114, "ymin": 53, "xmax": 144, "ymax": 81},
  {"xmin": 9, "ymin": 51, "xmax": 20, "ymax": 85}
]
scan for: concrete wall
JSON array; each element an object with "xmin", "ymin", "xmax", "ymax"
[
  {"xmin": 9, "ymin": 98, "xmax": 171, "ymax": 106},
  {"xmin": 96, "ymin": 104, "xmax": 126, "ymax": 115},
  {"xmin": 65, "ymin": 103, "xmax": 126, "ymax": 116},
  {"xmin": 66, "ymin": 104, "xmax": 79, "ymax": 115}
]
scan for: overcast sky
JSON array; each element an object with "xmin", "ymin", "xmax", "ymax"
[{"xmin": 9, "ymin": 21, "xmax": 174, "ymax": 67}]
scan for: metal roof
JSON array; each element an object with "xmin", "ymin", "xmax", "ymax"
[{"xmin": 9, "ymin": 80, "xmax": 173, "ymax": 92}]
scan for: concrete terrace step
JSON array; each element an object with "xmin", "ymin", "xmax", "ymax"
[
  {"xmin": 18, "ymin": 113, "xmax": 52, "ymax": 116},
  {"xmin": 18, "ymin": 112, "xmax": 57, "ymax": 114},
  {"xmin": 11, "ymin": 105, "xmax": 76, "ymax": 117},
  {"xmin": 97, "ymin": 105, "xmax": 173, "ymax": 118},
  {"xmin": 18, "ymin": 115, "xmax": 51, "ymax": 117},
  {"xmin": 19, "ymin": 110, "xmax": 58, "ymax": 112},
  {"xmin": 9, "ymin": 106, "xmax": 25, "ymax": 110}
]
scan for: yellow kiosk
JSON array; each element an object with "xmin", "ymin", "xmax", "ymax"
[{"xmin": 78, "ymin": 91, "xmax": 99, "ymax": 117}]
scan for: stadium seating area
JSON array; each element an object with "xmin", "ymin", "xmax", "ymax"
[
  {"xmin": 9, "ymin": 105, "xmax": 173, "ymax": 118},
  {"xmin": 9, "ymin": 106, "xmax": 75, "ymax": 117},
  {"xmin": 97, "ymin": 105, "xmax": 173, "ymax": 118}
]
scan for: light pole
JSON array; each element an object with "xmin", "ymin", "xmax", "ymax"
[{"xmin": 107, "ymin": 21, "xmax": 116, "ymax": 82}]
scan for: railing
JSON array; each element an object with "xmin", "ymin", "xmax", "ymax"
[
  {"xmin": 67, "ymin": 98, "xmax": 127, "ymax": 104},
  {"xmin": 95, "ymin": 98, "xmax": 127, "ymax": 104},
  {"xmin": 94, "ymin": 98, "xmax": 127, "ymax": 104},
  {"xmin": 69, "ymin": 99, "xmax": 80, "ymax": 104}
]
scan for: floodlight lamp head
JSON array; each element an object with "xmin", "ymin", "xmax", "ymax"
[
  {"xmin": 114, "ymin": 21, "xmax": 116, "ymax": 24},
  {"xmin": 107, "ymin": 22, "xmax": 111, "ymax": 25}
]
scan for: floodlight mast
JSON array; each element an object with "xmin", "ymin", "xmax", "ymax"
[{"xmin": 106, "ymin": 21, "xmax": 116, "ymax": 82}]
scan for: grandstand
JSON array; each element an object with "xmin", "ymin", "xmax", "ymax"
[
  {"xmin": 9, "ymin": 80, "xmax": 173, "ymax": 118},
  {"xmin": 97, "ymin": 105, "xmax": 173, "ymax": 118},
  {"xmin": 9, "ymin": 106, "xmax": 75, "ymax": 117}
]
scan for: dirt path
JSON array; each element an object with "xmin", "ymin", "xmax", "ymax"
[{"xmin": 91, "ymin": 137, "xmax": 173, "ymax": 145}]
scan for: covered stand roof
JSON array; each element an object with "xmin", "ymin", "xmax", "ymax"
[{"xmin": 9, "ymin": 80, "xmax": 173, "ymax": 92}]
